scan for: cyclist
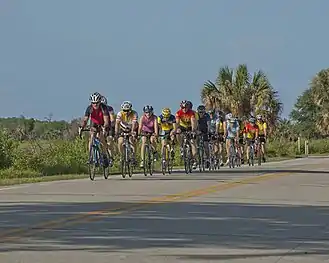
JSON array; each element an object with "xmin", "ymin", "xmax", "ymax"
[
  {"xmin": 175, "ymin": 100, "xmax": 198, "ymax": 169},
  {"xmin": 196, "ymin": 105, "xmax": 211, "ymax": 167},
  {"xmin": 237, "ymin": 116, "xmax": 247, "ymax": 164},
  {"xmin": 243, "ymin": 117, "xmax": 259, "ymax": 165},
  {"xmin": 158, "ymin": 107, "xmax": 177, "ymax": 161},
  {"xmin": 115, "ymin": 101, "xmax": 138, "ymax": 165},
  {"xmin": 208, "ymin": 109, "xmax": 222, "ymax": 166},
  {"xmin": 256, "ymin": 114, "xmax": 267, "ymax": 162},
  {"xmin": 101, "ymin": 95, "xmax": 116, "ymax": 166},
  {"xmin": 138, "ymin": 105, "xmax": 159, "ymax": 168},
  {"xmin": 223, "ymin": 113, "xmax": 240, "ymax": 165},
  {"xmin": 79, "ymin": 92, "xmax": 110, "ymax": 166}
]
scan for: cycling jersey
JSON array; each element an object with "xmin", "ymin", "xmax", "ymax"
[
  {"xmin": 244, "ymin": 123, "xmax": 259, "ymax": 139},
  {"xmin": 141, "ymin": 114, "xmax": 157, "ymax": 133},
  {"xmin": 158, "ymin": 114, "xmax": 176, "ymax": 131},
  {"xmin": 116, "ymin": 110, "xmax": 138, "ymax": 124},
  {"xmin": 175, "ymin": 109, "xmax": 195, "ymax": 128},
  {"xmin": 197, "ymin": 113, "xmax": 210, "ymax": 133},
  {"xmin": 209, "ymin": 116, "xmax": 220, "ymax": 134},
  {"xmin": 116, "ymin": 110, "xmax": 138, "ymax": 131},
  {"xmin": 226, "ymin": 120, "xmax": 239, "ymax": 139},
  {"xmin": 257, "ymin": 121, "xmax": 267, "ymax": 135},
  {"xmin": 84, "ymin": 104, "xmax": 109, "ymax": 125}
]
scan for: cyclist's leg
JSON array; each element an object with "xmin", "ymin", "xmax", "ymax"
[
  {"xmin": 189, "ymin": 128, "xmax": 198, "ymax": 164},
  {"xmin": 117, "ymin": 134, "xmax": 124, "ymax": 158},
  {"xmin": 150, "ymin": 133, "xmax": 158, "ymax": 160},
  {"xmin": 246, "ymin": 139, "xmax": 251, "ymax": 161},
  {"xmin": 140, "ymin": 134, "xmax": 147, "ymax": 167},
  {"xmin": 203, "ymin": 133, "xmax": 210, "ymax": 159},
  {"xmin": 176, "ymin": 127, "xmax": 184, "ymax": 156},
  {"xmin": 260, "ymin": 135, "xmax": 266, "ymax": 162}
]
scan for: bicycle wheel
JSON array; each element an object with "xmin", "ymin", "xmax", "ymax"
[
  {"xmin": 101, "ymin": 152, "xmax": 110, "ymax": 179},
  {"xmin": 229, "ymin": 143, "xmax": 235, "ymax": 168},
  {"xmin": 168, "ymin": 146, "xmax": 173, "ymax": 174},
  {"xmin": 143, "ymin": 144, "xmax": 149, "ymax": 176},
  {"xmin": 198, "ymin": 141, "xmax": 205, "ymax": 172},
  {"xmin": 249, "ymin": 145, "xmax": 254, "ymax": 166},
  {"xmin": 88, "ymin": 146, "xmax": 97, "ymax": 181},
  {"xmin": 149, "ymin": 147, "xmax": 154, "ymax": 176},
  {"xmin": 257, "ymin": 143, "xmax": 262, "ymax": 166},
  {"xmin": 161, "ymin": 146, "xmax": 167, "ymax": 175},
  {"xmin": 183, "ymin": 144, "xmax": 190, "ymax": 174}
]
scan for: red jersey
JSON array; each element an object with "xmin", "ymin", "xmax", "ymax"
[
  {"xmin": 84, "ymin": 104, "xmax": 109, "ymax": 125},
  {"xmin": 244, "ymin": 123, "xmax": 259, "ymax": 139},
  {"xmin": 175, "ymin": 109, "xmax": 195, "ymax": 128}
]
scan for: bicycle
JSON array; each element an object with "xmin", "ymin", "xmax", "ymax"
[
  {"xmin": 79, "ymin": 127, "xmax": 110, "ymax": 181},
  {"xmin": 255, "ymin": 138, "xmax": 262, "ymax": 166},
  {"xmin": 119, "ymin": 131, "xmax": 135, "ymax": 178},
  {"xmin": 180, "ymin": 131, "xmax": 194, "ymax": 174},
  {"xmin": 247, "ymin": 138, "xmax": 258, "ymax": 166},
  {"xmin": 208, "ymin": 134, "xmax": 220, "ymax": 171},
  {"xmin": 160, "ymin": 133, "xmax": 174, "ymax": 175},
  {"xmin": 140, "ymin": 132, "xmax": 156, "ymax": 176},
  {"xmin": 228, "ymin": 137, "xmax": 238, "ymax": 168},
  {"xmin": 197, "ymin": 132, "xmax": 206, "ymax": 172}
]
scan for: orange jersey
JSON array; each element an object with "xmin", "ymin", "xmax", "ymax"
[
  {"xmin": 244, "ymin": 123, "xmax": 259, "ymax": 139},
  {"xmin": 175, "ymin": 109, "xmax": 195, "ymax": 128}
]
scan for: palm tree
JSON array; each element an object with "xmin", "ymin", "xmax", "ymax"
[
  {"xmin": 201, "ymin": 64, "xmax": 282, "ymax": 131},
  {"xmin": 309, "ymin": 68, "xmax": 329, "ymax": 135}
]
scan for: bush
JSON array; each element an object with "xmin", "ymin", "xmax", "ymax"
[{"xmin": 0, "ymin": 136, "xmax": 327, "ymax": 180}]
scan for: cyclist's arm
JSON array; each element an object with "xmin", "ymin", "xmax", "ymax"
[
  {"xmin": 138, "ymin": 116, "xmax": 143, "ymax": 135},
  {"xmin": 115, "ymin": 113, "xmax": 121, "ymax": 135},
  {"xmin": 154, "ymin": 116, "xmax": 159, "ymax": 136},
  {"xmin": 191, "ymin": 114, "xmax": 196, "ymax": 132},
  {"xmin": 157, "ymin": 117, "xmax": 163, "ymax": 134},
  {"xmin": 131, "ymin": 112, "xmax": 138, "ymax": 132},
  {"xmin": 102, "ymin": 106, "xmax": 110, "ymax": 128},
  {"xmin": 264, "ymin": 123, "xmax": 267, "ymax": 137},
  {"xmin": 81, "ymin": 106, "xmax": 91, "ymax": 128},
  {"xmin": 175, "ymin": 115, "xmax": 181, "ymax": 127}
]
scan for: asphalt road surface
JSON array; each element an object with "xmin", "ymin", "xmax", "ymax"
[{"xmin": 1, "ymin": 157, "xmax": 329, "ymax": 263}]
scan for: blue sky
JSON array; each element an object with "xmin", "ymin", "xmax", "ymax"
[{"xmin": 1, "ymin": 0, "xmax": 329, "ymax": 121}]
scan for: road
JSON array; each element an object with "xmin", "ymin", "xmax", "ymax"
[{"xmin": 1, "ymin": 157, "xmax": 329, "ymax": 263}]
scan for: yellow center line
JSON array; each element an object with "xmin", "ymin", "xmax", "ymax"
[{"xmin": 0, "ymin": 171, "xmax": 290, "ymax": 242}]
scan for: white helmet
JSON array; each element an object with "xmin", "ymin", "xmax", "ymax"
[
  {"xmin": 121, "ymin": 101, "xmax": 132, "ymax": 112},
  {"xmin": 90, "ymin": 92, "xmax": 102, "ymax": 103},
  {"xmin": 101, "ymin": 96, "xmax": 107, "ymax": 105},
  {"xmin": 225, "ymin": 113, "xmax": 233, "ymax": 120},
  {"xmin": 256, "ymin": 114, "xmax": 262, "ymax": 120}
]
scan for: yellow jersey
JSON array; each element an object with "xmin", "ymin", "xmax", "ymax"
[
  {"xmin": 158, "ymin": 114, "xmax": 176, "ymax": 131},
  {"xmin": 257, "ymin": 121, "xmax": 267, "ymax": 135}
]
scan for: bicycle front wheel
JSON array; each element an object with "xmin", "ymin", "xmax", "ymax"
[{"xmin": 88, "ymin": 147, "xmax": 97, "ymax": 181}]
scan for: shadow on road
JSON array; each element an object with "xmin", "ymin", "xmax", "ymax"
[{"xmin": 1, "ymin": 200, "xmax": 329, "ymax": 260}]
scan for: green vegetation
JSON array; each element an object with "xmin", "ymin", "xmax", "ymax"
[{"xmin": 1, "ymin": 64, "xmax": 329, "ymax": 185}]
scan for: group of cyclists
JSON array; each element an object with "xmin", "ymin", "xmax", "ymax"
[{"xmin": 78, "ymin": 92, "xmax": 268, "ymax": 171}]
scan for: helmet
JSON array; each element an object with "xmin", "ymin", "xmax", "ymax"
[
  {"xmin": 256, "ymin": 114, "xmax": 263, "ymax": 120},
  {"xmin": 225, "ymin": 113, "xmax": 233, "ymax": 120},
  {"xmin": 162, "ymin": 108, "xmax": 171, "ymax": 118},
  {"xmin": 249, "ymin": 117, "xmax": 256, "ymax": 123},
  {"xmin": 187, "ymin": 101, "xmax": 193, "ymax": 109},
  {"xmin": 197, "ymin": 105, "xmax": 206, "ymax": 113},
  {"xmin": 121, "ymin": 101, "xmax": 132, "ymax": 112},
  {"xmin": 89, "ymin": 92, "xmax": 102, "ymax": 104},
  {"xmin": 143, "ymin": 105, "xmax": 154, "ymax": 113},
  {"xmin": 180, "ymin": 100, "xmax": 188, "ymax": 109},
  {"xmin": 101, "ymin": 96, "xmax": 107, "ymax": 105},
  {"xmin": 120, "ymin": 122, "xmax": 132, "ymax": 132}
]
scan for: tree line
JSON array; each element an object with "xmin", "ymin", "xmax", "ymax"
[{"xmin": 0, "ymin": 64, "xmax": 328, "ymax": 141}]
